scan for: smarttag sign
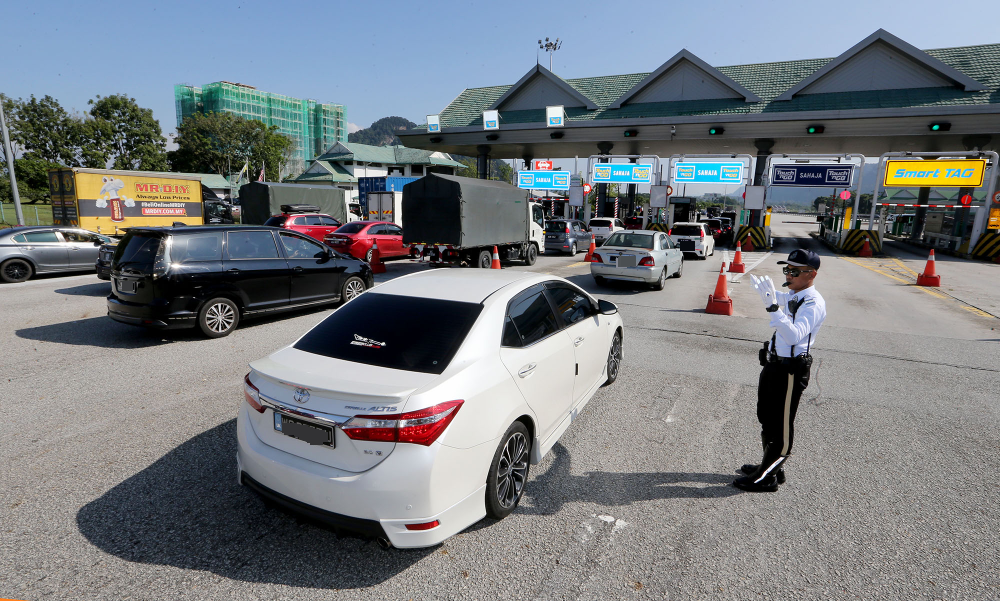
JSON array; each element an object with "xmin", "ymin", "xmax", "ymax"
[
  {"xmin": 518, "ymin": 171, "xmax": 570, "ymax": 190},
  {"xmin": 546, "ymin": 105, "xmax": 564, "ymax": 127},
  {"xmin": 483, "ymin": 110, "xmax": 499, "ymax": 131},
  {"xmin": 591, "ymin": 164, "xmax": 653, "ymax": 184},
  {"xmin": 426, "ymin": 115, "xmax": 440, "ymax": 133},
  {"xmin": 884, "ymin": 159, "xmax": 986, "ymax": 187},
  {"xmin": 770, "ymin": 164, "xmax": 854, "ymax": 187},
  {"xmin": 673, "ymin": 162, "xmax": 743, "ymax": 184}
]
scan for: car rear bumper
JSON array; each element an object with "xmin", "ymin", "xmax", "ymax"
[
  {"xmin": 236, "ymin": 404, "xmax": 492, "ymax": 548},
  {"xmin": 95, "ymin": 262, "xmax": 112, "ymax": 280},
  {"xmin": 106, "ymin": 296, "xmax": 197, "ymax": 330},
  {"xmin": 590, "ymin": 262, "xmax": 659, "ymax": 283}
]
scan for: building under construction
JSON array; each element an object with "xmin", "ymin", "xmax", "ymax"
[{"xmin": 174, "ymin": 81, "xmax": 347, "ymax": 176}]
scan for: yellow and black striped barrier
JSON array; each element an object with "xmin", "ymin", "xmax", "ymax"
[
  {"xmin": 735, "ymin": 226, "xmax": 769, "ymax": 249},
  {"xmin": 971, "ymin": 231, "xmax": 1000, "ymax": 261},
  {"xmin": 841, "ymin": 229, "xmax": 883, "ymax": 254},
  {"xmin": 647, "ymin": 222, "xmax": 669, "ymax": 233}
]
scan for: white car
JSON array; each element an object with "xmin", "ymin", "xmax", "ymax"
[
  {"xmin": 237, "ymin": 269, "xmax": 624, "ymax": 548},
  {"xmin": 590, "ymin": 230, "xmax": 684, "ymax": 289},
  {"xmin": 588, "ymin": 218, "xmax": 625, "ymax": 245},
  {"xmin": 667, "ymin": 222, "xmax": 715, "ymax": 259}
]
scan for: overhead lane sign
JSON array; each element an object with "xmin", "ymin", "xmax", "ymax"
[
  {"xmin": 770, "ymin": 164, "xmax": 854, "ymax": 187},
  {"xmin": 592, "ymin": 164, "xmax": 653, "ymax": 184},
  {"xmin": 673, "ymin": 162, "xmax": 743, "ymax": 184},
  {"xmin": 884, "ymin": 159, "xmax": 987, "ymax": 187},
  {"xmin": 518, "ymin": 171, "xmax": 570, "ymax": 190}
]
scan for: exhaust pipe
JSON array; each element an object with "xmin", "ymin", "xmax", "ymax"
[{"xmin": 376, "ymin": 537, "xmax": 392, "ymax": 550}]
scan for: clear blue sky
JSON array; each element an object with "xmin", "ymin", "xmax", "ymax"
[{"xmin": 4, "ymin": 0, "xmax": 999, "ymax": 141}]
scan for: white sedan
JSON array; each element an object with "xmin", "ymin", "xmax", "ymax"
[
  {"xmin": 590, "ymin": 230, "xmax": 684, "ymax": 289},
  {"xmin": 237, "ymin": 269, "xmax": 624, "ymax": 548}
]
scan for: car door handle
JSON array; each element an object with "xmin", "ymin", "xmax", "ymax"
[
  {"xmin": 292, "ymin": 266, "xmax": 303, "ymax": 273},
  {"xmin": 518, "ymin": 363, "xmax": 537, "ymax": 378},
  {"xmin": 228, "ymin": 268, "xmax": 240, "ymax": 273},
  {"xmin": 70, "ymin": 247, "xmax": 80, "ymax": 251},
  {"xmin": 574, "ymin": 336, "xmax": 585, "ymax": 347}
]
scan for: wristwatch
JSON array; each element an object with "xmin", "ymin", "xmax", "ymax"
[{"xmin": 766, "ymin": 304, "xmax": 779, "ymax": 312}]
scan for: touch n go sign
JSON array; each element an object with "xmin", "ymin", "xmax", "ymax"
[{"xmin": 884, "ymin": 159, "xmax": 986, "ymax": 187}]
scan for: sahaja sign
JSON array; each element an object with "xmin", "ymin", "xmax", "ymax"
[{"xmin": 770, "ymin": 164, "xmax": 854, "ymax": 187}]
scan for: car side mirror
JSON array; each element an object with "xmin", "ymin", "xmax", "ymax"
[
  {"xmin": 598, "ymin": 299, "xmax": 618, "ymax": 315},
  {"xmin": 93, "ymin": 240, "xmax": 103, "ymax": 246}
]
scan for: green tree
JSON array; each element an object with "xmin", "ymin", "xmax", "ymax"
[
  {"xmin": 10, "ymin": 95, "xmax": 77, "ymax": 165},
  {"xmin": 80, "ymin": 94, "xmax": 168, "ymax": 171},
  {"xmin": 456, "ymin": 156, "xmax": 513, "ymax": 182},
  {"xmin": 168, "ymin": 111, "xmax": 293, "ymax": 181}
]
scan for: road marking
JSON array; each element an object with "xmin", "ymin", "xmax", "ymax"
[
  {"xmin": 840, "ymin": 257, "xmax": 996, "ymax": 314},
  {"xmin": 963, "ymin": 306, "xmax": 994, "ymax": 318},
  {"xmin": 730, "ymin": 252, "xmax": 773, "ymax": 283}
]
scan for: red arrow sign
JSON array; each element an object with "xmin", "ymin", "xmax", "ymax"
[
  {"xmin": 534, "ymin": 160, "xmax": 553, "ymax": 171},
  {"xmin": 960, "ymin": 194, "xmax": 973, "ymax": 206}
]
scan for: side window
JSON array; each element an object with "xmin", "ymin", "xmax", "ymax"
[
  {"xmin": 572, "ymin": 222, "xmax": 582, "ymax": 232},
  {"xmin": 22, "ymin": 231, "xmax": 60, "ymax": 243},
  {"xmin": 304, "ymin": 215, "xmax": 322, "ymax": 226},
  {"xmin": 507, "ymin": 289, "xmax": 559, "ymax": 346},
  {"xmin": 502, "ymin": 316, "xmax": 521, "ymax": 347},
  {"xmin": 662, "ymin": 235, "xmax": 672, "ymax": 249},
  {"xmin": 384, "ymin": 224, "xmax": 403, "ymax": 236},
  {"xmin": 61, "ymin": 230, "xmax": 98, "ymax": 243},
  {"xmin": 226, "ymin": 230, "xmax": 280, "ymax": 259},
  {"xmin": 616, "ymin": 219, "xmax": 625, "ymax": 228},
  {"xmin": 319, "ymin": 216, "xmax": 340, "ymax": 226},
  {"xmin": 545, "ymin": 284, "xmax": 594, "ymax": 326},
  {"xmin": 291, "ymin": 216, "xmax": 308, "ymax": 226},
  {"xmin": 532, "ymin": 205, "xmax": 545, "ymax": 230},
  {"xmin": 170, "ymin": 233, "xmax": 222, "ymax": 262},
  {"xmin": 280, "ymin": 233, "xmax": 326, "ymax": 259}
]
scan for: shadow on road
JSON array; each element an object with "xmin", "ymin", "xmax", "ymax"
[
  {"xmin": 520, "ymin": 444, "xmax": 740, "ymax": 516},
  {"xmin": 77, "ymin": 420, "xmax": 432, "ymax": 589},
  {"xmin": 16, "ymin": 316, "xmax": 193, "ymax": 349},
  {"xmin": 54, "ymin": 282, "xmax": 112, "ymax": 297}
]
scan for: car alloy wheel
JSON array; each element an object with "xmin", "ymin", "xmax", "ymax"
[
  {"xmin": 365, "ymin": 248, "xmax": 373, "ymax": 262},
  {"xmin": 604, "ymin": 331, "xmax": 622, "ymax": 385},
  {"xmin": 342, "ymin": 276, "xmax": 365, "ymax": 303},
  {"xmin": 1, "ymin": 258, "xmax": 32, "ymax": 283},
  {"xmin": 570, "ymin": 242, "xmax": 577, "ymax": 256},
  {"xmin": 486, "ymin": 421, "xmax": 531, "ymax": 519},
  {"xmin": 205, "ymin": 302, "xmax": 236, "ymax": 333}
]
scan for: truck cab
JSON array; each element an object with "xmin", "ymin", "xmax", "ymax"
[{"xmin": 530, "ymin": 202, "xmax": 544, "ymax": 253}]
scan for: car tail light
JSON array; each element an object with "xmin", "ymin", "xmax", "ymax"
[
  {"xmin": 667, "ymin": 229, "xmax": 672, "ymax": 236},
  {"xmin": 700, "ymin": 229, "xmax": 705, "ymax": 239},
  {"xmin": 342, "ymin": 400, "xmax": 464, "ymax": 446},
  {"xmin": 405, "ymin": 520, "xmax": 440, "ymax": 531},
  {"xmin": 244, "ymin": 373, "xmax": 264, "ymax": 413},
  {"xmin": 565, "ymin": 226, "xmax": 571, "ymax": 234},
  {"xmin": 591, "ymin": 253, "xmax": 603, "ymax": 263},
  {"xmin": 638, "ymin": 256, "xmax": 655, "ymax": 266}
]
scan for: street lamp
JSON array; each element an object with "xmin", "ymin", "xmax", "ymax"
[{"xmin": 538, "ymin": 37, "xmax": 563, "ymax": 71}]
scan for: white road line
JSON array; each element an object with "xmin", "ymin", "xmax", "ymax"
[
  {"xmin": 723, "ymin": 250, "xmax": 730, "ymax": 265},
  {"xmin": 730, "ymin": 251, "xmax": 773, "ymax": 283}
]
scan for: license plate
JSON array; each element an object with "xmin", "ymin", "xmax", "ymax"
[
  {"xmin": 117, "ymin": 278, "xmax": 136, "ymax": 294},
  {"xmin": 546, "ymin": 235, "xmax": 557, "ymax": 239},
  {"xmin": 274, "ymin": 413, "xmax": 334, "ymax": 447},
  {"xmin": 616, "ymin": 255, "xmax": 637, "ymax": 268},
  {"xmin": 679, "ymin": 240, "xmax": 695, "ymax": 251}
]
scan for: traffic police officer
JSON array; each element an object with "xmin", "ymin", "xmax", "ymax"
[{"xmin": 734, "ymin": 249, "xmax": 827, "ymax": 492}]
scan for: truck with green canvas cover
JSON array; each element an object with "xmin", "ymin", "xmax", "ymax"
[{"xmin": 238, "ymin": 182, "xmax": 349, "ymax": 225}]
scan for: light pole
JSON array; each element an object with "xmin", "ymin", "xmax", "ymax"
[
  {"xmin": 538, "ymin": 37, "xmax": 563, "ymax": 71},
  {"xmin": 0, "ymin": 99, "xmax": 24, "ymax": 226}
]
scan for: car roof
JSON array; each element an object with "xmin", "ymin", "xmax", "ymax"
[
  {"xmin": 372, "ymin": 269, "xmax": 546, "ymax": 304},
  {"xmin": 125, "ymin": 225, "xmax": 283, "ymax": 234},
  {"xmin": 277, "ymin": 212, "xmax": 334, "ymax": 217},
  {"xmin": 672, "ymin": 222, "xmax": 704, "ymax": 226},
  {"xmin": 616, "ymin": 229, "xmax": 660, "ymax": 235}
]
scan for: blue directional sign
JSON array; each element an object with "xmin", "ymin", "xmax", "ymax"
[
  {"xmin": 673, "ymin": 162, "xmax": 744, "ymax": 184},
  {"xmin": 518, "ymin": 171, "xmax": 570, "ymax": 190},
  {"xmin": 770, "ymin": 164, "xmax": 854, "ymax": 187},
  {"xmin": 591, "ymin": 164, "xmax": 653, "ymax": 184}
]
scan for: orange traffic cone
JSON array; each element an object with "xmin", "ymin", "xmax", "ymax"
[
  {"xmin": 742, "ymin": 236, "xmax": 755, "ymax": 252},
  {"xmin": 728, "ymin": 241, "xmax": 746, "ymax": 273},
  {"xmin": 706, "ymin": 263, "xmax": 734, "ymax": 315},
  {"xmin": 584, "ymin": 239, "xmax": 597, "ymax": 262},
  {"xmin": 369, "ymin": 239, "xmax": 386, "ymax": 274},
  {"xmin": 916, "ymin": 249, "xmax": 940, "ymax": 286},
  {"xmin": 859, "ymin": 236, "xmax": 873, "ymax": 257},
  {"xmin": 491, "ymin": 245, "xmax": 502, "ymax": 269}
]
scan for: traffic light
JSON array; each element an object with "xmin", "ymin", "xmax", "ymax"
[
  {"xmin": 708, "ymin": 127, "xmax": 724, "ymax": 135},
  {"xmin": 806, "ymin": 125, "xmax": 825, "ymax": 134},
  {"xmin": 624, "ymin": 129, "xmax": 638, "ymax": 137},
  {"xmin": 928, "ymin": 122, "xmax": 951, "ymax": 132}
]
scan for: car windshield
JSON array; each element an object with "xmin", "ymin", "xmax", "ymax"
[
  {"xmin": 604, "ymin": 232, "xmax": 653, "ymax": 249},
  {"xmin": 671, "ymin": 225, "xmax": 702, "ymax": 236},
  {"xmin": 544, "ymin": 221, "xmax": 568, "ymax": 232},
  {"xmin": 112, "ymin": 232, "xmax": 164, "ymax": 270},
  {"xmin": 590, "ymin": 219, "xmax": 612, "ymax": 228},
  {"xmin": 263, "ymin": 216, "xmax": 286, "ymax": 227},
  {"xmin": 334, "ymin": 222, "xmax": 367, "ymax": 234},
  {"xmin": 293, "ymin": 293, "xmax": 483, "ymax": 374}
]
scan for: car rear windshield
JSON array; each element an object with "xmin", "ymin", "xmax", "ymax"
[
  {"xmin": 293, "ymin": 293, "xmax": 483, "ymax": 374},
  {"xmin": 335, "ymin": 222, "xmax": 367, "ymax": 234},
  {"xmin": 112, "ymin": 232, "xmax": 164, "ymax": 271},
  {"xmin": 545, "ymin": 221, "xmax": 568, "ymax": 232},
  {"xmin": 590, "ymin": 219, "xmax": 612, "ymax": 228},
  {"xmin": 672, "ymin": 225, "xmax": 702, "ymax": 236},
  {"xmin": 604, "ymin": 232, "xmax": 653, "ymax": 249},
  {"xmin": 263, "ymin": 216, "xmax": 287, "ymax": 227}
]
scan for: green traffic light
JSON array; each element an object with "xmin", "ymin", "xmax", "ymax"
[{"xmin": 931, "ymin": 124, "xmax": 941, "ymax": 131}]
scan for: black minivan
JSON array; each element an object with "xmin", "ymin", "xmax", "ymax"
[{"xmin": 107, "ymin": 225, "xmax": 374, "ymax": 338}]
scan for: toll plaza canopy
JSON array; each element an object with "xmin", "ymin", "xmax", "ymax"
[{"xmin": 398, "ymin": 29, "xmax": 1000, "ymax": 159}]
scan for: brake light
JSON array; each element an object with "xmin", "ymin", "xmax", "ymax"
[
  {"xmin": 565, "ymin": 226, "xmax": 571, "ymax": 234},
  {"xmin": 700, "ymin": 229, "xmax": 705, "ymax": 239},
  {"xmin": 667, "ymin": 229, "xmax": 672, "ymax": 236},
  {"xmin": 638, "ymin": 256, "xmax": 655, "ymax": 266},
  {"xmin": 342, "ymin": 400, "xmax": 464, "ymax": 446},
  {"xmin": 244, "ymin": 373, "xmax": 264, "ymax": 413},
  {"xmin": 591, "ymin": 253, "xmax": 603, "ymax": 263}
]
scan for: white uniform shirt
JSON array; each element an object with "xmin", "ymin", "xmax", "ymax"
[{"xmin": 770, "ymin": 285, "xmax": 826, "ymax": 358}]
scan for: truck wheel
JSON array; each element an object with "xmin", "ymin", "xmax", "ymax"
[
  {"xmin": 523, "ymin": 244, "xmax": 537, "ymax": 266},
  {"xmin": 1, "ymin": 258, "xmax": 33, "ymax": 283},
  {"xmin": 477, "ymin": 249, "xmax": 493, "ymax": 269}
]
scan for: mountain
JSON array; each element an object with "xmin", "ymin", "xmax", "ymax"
[{"xmin": 348, "ymin": 116, "xmax": 417, "ymax": 147}]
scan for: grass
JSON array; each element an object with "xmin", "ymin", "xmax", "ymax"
[{"xmin": 0, "ymin": 202, "xmax": 54, "ymax": 228}]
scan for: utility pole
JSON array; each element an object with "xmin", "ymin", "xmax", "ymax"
[{"xmin": 0, "ymin": 99, "xmax": 25, "ymax": 226}]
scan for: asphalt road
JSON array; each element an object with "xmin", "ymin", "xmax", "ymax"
[{"xmin": 2, "ymin": 215, "xmax": 998, "ymax": 600}]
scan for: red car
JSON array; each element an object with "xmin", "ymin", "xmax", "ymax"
[
  {"xmin": 324, "ymin": 221, "xmax": 407, "ymax": 262},
  {"xmin": 263, "ymin": 204, "xmax": 342, "ymax": 243}
]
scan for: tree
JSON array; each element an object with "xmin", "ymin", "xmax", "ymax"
[
  {"xmin": 81, "ymin": 94, "xmax": 168, "ymax": 171},
  {"xmin": 9, "ymin": 95, "xmax": 77, "ymax": 165},
  {"xmin": 168, "ymin": 111, "xmax": 294, "ymax": 181},
  {"xmin": 455, "ymin": 156, "xmax": 513, "ymax": 182}
]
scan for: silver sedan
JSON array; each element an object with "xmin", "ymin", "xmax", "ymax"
[
  {"xmin": 0, "ymin": 226, "xmax": 111, "ymax": 283},
  {"xmin": 589, "ymin": 230, "xmax": 684, "ymax": 290}
]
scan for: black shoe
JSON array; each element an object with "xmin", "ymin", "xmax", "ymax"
[
  {"xmin": 740, "ymin": 463, "xmax": 786, "ymax": 484},
  {"xmin": 732, "ymin": 474, "xmax": 779, "ymax": 492}
]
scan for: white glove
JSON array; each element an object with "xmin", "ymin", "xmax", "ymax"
[{"xmin": 750, "ymin": 274, "xmax": 778, "ymax": 310}]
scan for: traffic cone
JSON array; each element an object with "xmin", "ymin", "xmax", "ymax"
[
  {"xmin": 728, "ymin": 241, "xmax": 746, "ymax": 273},
  {"xmin": 369, "ymin": 240, "xmax": 386, "ymax": 274},
  {"xmin": 584, "ymin": 239, "xmax": 597, "ymax": 262},
  {"xmin": 742, "ymin": 236, "xmax": 755, "ymax": 252},
  {"xmin": 706, "ymin": 262, "xmax": 734, "ymax": 315},
  {"xmin": 859, "ymin": 236, "xmax": 873, "ymax": 257},
  {"xmin": 916, "ymin": 249, "xmax": 940, "ymax": 286},
  {"xmin": 491, "ymin": 245, "xmax": 502, "ymax": 269}
]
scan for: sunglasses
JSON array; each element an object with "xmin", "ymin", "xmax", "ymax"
[{"xmin": 782, "ymin": 267, "xmax": 815, "ymax": 277}]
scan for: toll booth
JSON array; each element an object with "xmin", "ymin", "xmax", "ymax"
[{"xmin": 668, "ymin": 197, "xmax": 695, "ymax": 225}]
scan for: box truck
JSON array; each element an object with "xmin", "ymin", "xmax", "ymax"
[
  {"xmin": 238, "ymin": 182, "xmax": 350, "ymax": 225},
  {"xmin": 367, "ymin": 190, "xmax": 403, "ymax": 225}
]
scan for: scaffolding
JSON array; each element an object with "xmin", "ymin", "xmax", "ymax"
[{"xmin": 174, "ymin": 82, "xmax": 347, "ymax": 177}]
